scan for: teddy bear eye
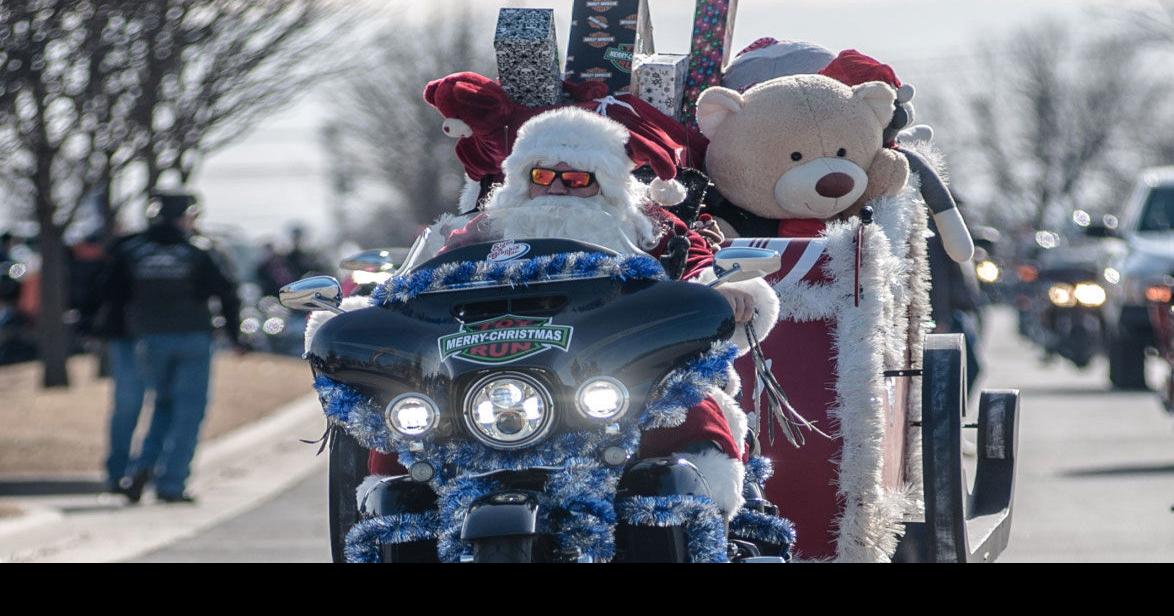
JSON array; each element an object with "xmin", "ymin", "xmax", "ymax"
[
  {"xmin": 837, "ymin": 148, "xmax": 847, "ymax": 157},
  {"xmin": 790, "ymin": 152, "xmax": 802, "ymax": 162}
]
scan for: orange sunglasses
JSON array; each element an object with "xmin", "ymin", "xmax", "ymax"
[{"xmin": 529, "ymin": 167, "xmax": 597, "ymax": 189}]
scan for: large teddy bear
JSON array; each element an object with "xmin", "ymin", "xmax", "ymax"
[{"xmin": 697, "ymin": 74, "xmax": 909, "ymax": 239}]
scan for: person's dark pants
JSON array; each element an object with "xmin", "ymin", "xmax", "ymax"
[
  {"xmin": 127, "ymin": 332, "xmax": 212, "ymax": 497},
  {"xmin": 105, "ymin": 338, "xmax": 146, "ymax": 487}
]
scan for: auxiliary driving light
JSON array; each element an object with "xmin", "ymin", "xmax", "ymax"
[
  {"xmin": 385, "ymin": 394, "xmax": 439, "ymax": 438},
  {"xmin": 576, "ymin": 377, "xmax": 630, "ymax": 421}
]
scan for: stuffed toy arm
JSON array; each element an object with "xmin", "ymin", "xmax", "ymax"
[{"xmin": 897, "ymin": 145, "xmax": 975, "ymax": 263}]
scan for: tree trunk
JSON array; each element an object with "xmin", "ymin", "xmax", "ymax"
[{"xmin": 37, "ymin": 219, "xmax": 71, "ymax": 388}]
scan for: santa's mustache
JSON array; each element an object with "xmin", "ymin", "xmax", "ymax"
[{"xmin": 485, "ymin": 195, "xmax": 648, "ymax": 255}]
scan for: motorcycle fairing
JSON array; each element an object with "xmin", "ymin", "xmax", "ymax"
[{"xmin": 318, "ymin": 340, "xmax": 739, "ymax": 562}]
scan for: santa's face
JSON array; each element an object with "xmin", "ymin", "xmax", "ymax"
[
  {"xmin": 526, "ymin": 162, "xmax": 601, "ymax": 199},
  {"xmin": 485, "ymin": 163, "xmax": 658, "ymax": 255}
]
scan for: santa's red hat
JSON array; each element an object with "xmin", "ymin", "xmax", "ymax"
[{"xmin": 502, "ymin": 107, "xmax": 687, "ymax": 206}]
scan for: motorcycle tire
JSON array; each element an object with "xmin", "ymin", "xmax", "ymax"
[
  {"xmin": 1107, "ymin": 330, "xmax": 1148, "ymax": 390},
  {"xmin": 473, "ymin": 536, "xmax": 534, "ymax": 563}
]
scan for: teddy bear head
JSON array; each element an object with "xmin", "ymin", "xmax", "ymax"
[{"xmin": 697, "ymin": 73, "xmax": 909, "ymax": 221}]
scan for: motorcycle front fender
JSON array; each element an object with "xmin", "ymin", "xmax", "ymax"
[{"xmin": 461, "ymin": 491, "xmax": 543, "ymax": 541}]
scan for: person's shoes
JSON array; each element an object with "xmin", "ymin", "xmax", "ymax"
[
  {"xmin": 156, "ymin": 491, "xmax": 197, "ymax": 504},
  {"xmin": 117, "ymin": 470, "xmax": 152, "ymax": 504}
]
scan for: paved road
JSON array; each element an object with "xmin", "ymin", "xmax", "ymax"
[
  {"xmin": 979, "ymin": 309, "xmax": 1174, "ymax": 562},
  {"xmin": 134, "ymin": 307, "xmax": 1174, "ymax": 562},
  {"xmin": 135, "ymin": 466, "xmax": 329, "ymax": 562}
]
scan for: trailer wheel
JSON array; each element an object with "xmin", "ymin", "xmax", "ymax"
[
  {"xmin": 328, "ymin": 425, "xmax": 369, "ymax": 563},
  {"xmin": 893, "ymin": 334, "xmax": 1019, "ymax": 563}
]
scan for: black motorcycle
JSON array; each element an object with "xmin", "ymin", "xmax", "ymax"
[
  {"xmin": 283, "ymin": 238, "xmax": 794, "ymax": 563},
  {"xmin": 1032, "ymin": 263, "xmax": 1107, "ymax": 368}
]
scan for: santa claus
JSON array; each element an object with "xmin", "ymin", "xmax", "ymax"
[{"xmin": 366, "ymin": 106, "xmax": 781, "ymax": 518}]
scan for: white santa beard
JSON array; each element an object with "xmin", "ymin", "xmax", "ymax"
[{"xmin": 485, "ymin": 194, "xmax": 655, "ymax": 255}]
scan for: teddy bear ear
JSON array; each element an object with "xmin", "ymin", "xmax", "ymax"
[
  {"xmin": 851, "ymin": 81, "xmax": 898, "ymax": 126},
  {"xmin": 695, "ymin": 87, "xmax": 744, "ymax": 138}
]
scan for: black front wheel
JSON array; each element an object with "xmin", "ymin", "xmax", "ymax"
[
  {"xmin": 328, "ymin": 426, "xmax": 369, "ymax": 563},
  {"xmin": 473, "ymin": 536, "xmax": 534, "ymax": 563}
]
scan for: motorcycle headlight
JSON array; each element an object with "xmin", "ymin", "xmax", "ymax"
[
  {"xmin": 385, "ymin": 394, "xmax": 439, "ymax": 438},
  {"xmin": 576, "ymin": 377, "xmax": 630, "ymax": 421},
  {"xmin": 1048, "ymin": 283, "xmax": 1076, "ymax": 307},
  {"xmin": 1073, "ymin": 282, "xmax": 1107, "ymax": 307},
  {"xmin": 463, "ymin": 373, "xmax": 553, "ymax": 449},
  {"xmin": 975, "ymin": 260, "xmax": 1000, "ymax": 284}
]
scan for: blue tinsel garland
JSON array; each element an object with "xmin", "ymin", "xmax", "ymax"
[
  {"xmin": 730, "ymin": 509, "xmax": 796, "ymax": 560},
  {"xmin": 343, "ymin": 511, "xmax": 441, "ymax": 563},
  {"xmin": 371, "ymin": 251, "xmax": 667, "ymax": 306},
  {"xmin": 616, "ymin": 495, "xmax": 729, "ymax": 563},
  {"xmin": 744, "ymin": 455, "xmax": 775, "ymax": 490}
]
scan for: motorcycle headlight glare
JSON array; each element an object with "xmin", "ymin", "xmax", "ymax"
[
  {"xmin": 463, "ymin": 373, "xmax": 552, "ymax": 449},
  {"xmin": 385, "ymin": 394, "xmax": 439, "ymax": 438},
  {"xmin": 576, "ymin": 377, "xmax": 630, "ymax": 421},
  {"xmin": 1073, "ymin": 282, "xmax": 1107, "ymax": 307},
  {"xmin": 1048, "ymin": 283, "xmax": 1076, "ymax": 307}
]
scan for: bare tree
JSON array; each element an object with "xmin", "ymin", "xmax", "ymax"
[
  {"xmin": 134, "ymin": 0, "xmax": 359, "ymax": 189},
  {"xmin": 0, "ymin": 0, "xmax": 354, "ymax": 387},
  {"xmin": 1117, "ymin": 0, "xmax": 1174, "ymax": 48},
  {"xmin": 947, "ymin": 21, "xmax": 1172, "ymax": 230},
  {"xmin": 324, "ymin": 1, "xmax": 495, "ymax": 248}
]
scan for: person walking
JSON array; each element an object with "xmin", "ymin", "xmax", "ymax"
[{"xmin": 98, "ymin": 190, "xmax": 245, "ymax": 503}]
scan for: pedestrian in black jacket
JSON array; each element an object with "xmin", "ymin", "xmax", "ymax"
[{"xmin": 98, "ymin": 190, "xmax": 244, "ymax": 503}]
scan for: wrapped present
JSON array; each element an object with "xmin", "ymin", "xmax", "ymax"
[
  {"xmin": 565, "ymin": 0, "xmax": 655, "ymax": 95},
  {"xmin": 632, "ymin": 53, "xmax": 689, "ymax": 120},
  {"xmin": 680, "ymin": 0, "xmax": 739, "ymax": 128},
  {"xmin": 494, "ymin": 8, "xmax": 561, "ymax": 107}
]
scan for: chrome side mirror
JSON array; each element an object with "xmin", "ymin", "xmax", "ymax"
[
  {"xmin": 709, "ymin": 247, "xmax": 782, "ymax": 286},
  {"xmin": 339, "ymin": 248, "xmax": 398, "ymax": 273},
  {"xmin": 279, "ymin": 276, "xmax": 343, "ymax": 313}
]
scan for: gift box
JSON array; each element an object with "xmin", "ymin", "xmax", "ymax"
[
  {"xmin": 564, "ymin": 0, "xmax": 654, "ymax": 95},
  {"xmin": 494, "ymin": 8, "xmax": 562, "ymax": 107},
  {"xmin": 681, "ymin": 0, "xmax": 740, "ymax": 127},
  {"xmin": 632, "ymin": 53, "xmax": 689, "ymax": 120}
]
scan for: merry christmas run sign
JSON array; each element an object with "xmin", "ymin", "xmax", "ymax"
[
  {"xmin": 439, "ymin": 315, "xmax": 573, "ymax": 365},
  {"xmin": 565, "ymin": 0, "xmax": 654, "ymax": 95}
]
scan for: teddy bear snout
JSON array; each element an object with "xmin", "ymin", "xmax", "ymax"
[{"xmin": 815, "ymin": 172, "xmax": 855, "ymax": 199}]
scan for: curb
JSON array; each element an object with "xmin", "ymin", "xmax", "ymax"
[{"xmin": 0, "ymin": 392, "xmax": 327, "ymax": 563}]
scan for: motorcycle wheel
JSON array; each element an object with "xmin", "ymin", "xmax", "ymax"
[
  {"xmin": 328, "ymin": 426, "xmax": 369, "ymax": 563},
  {"xmin": 473, "ymin": 536, "xmax": 534, "ymax": 563},
  {"xmin": 1107, "ymin": 330, "xmax": 1148, "ymax": 390}
]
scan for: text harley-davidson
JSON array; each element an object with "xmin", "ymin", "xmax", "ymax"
[{"xmin": 289, "ymin": 238, "xmax": 797, "ymax": 563}]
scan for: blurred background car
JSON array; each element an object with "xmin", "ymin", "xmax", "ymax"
[{"xmin": 1093, "ymin": 167, "xmax": 1174, "ymax": 390}]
